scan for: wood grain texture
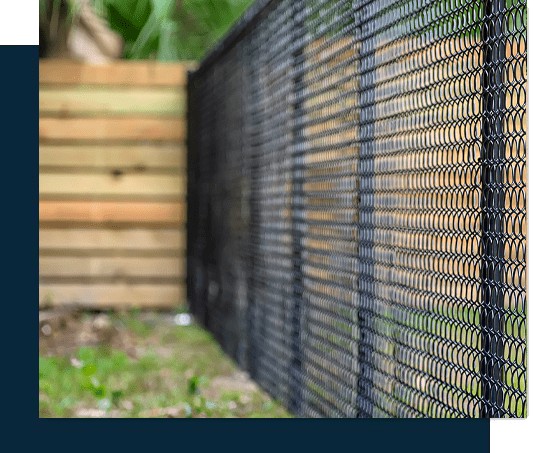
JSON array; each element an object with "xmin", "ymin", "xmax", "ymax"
[
  {"xmin": 40, "ymin": 256, "xmax": 185, "ymax": 278},
  {"xmin": 39, "ymin": 201, "xmax": 185, "ymax": 224},
  {"xmin": 39, "ymin": 144, "xmax": 186, "ymax": 170},
  {"xmin": 40, "ymin": 87, "xmax": 185, "ymax": 116},
  {"xmin": 40, "ymin": 173, "xmax": 186, "ymax": 198},
  {"xmin": 39, "ymin": 60, "xmax": 194, "ymax": 86},
  {"xmin": 39, "ymin": 283, "xmax": 185, "ymax": 309},
  {"xmin": 39, "ymin": 117, "xmax": 185, "ymax": 142},
  {"xmin": 40, "ymin": 228, "xmax": 185, "ymax": 252}
]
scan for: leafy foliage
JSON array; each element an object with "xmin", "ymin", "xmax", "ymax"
[
  {"xmin": 39, "ymin": 0, "xmax": 254, "ymax": 60},
  {"xmin": 93, "ymin": 0, "xmax": 254, "ymax": 60}
]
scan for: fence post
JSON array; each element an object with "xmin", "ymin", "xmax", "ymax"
[
  {"xmin": 355, "ymin": 2, "xmax": 378, "ymax": 417},
  {"xmin": 348, "ymin": 0, "xmax": 362, "ymax": 418},
  {"xmin": 186, "ymin": 70, "xmax": 200, "ymax": 319},
  {"xmin": 480, "ymin": 0, "xmax": 506, "ymax": 418},
  {"xmin": 246, "ymin": 28, "xmax": 264, "ymax": 382},
  {"xmin": 244, "ymin": 37, "xmax": 255, "ymax": 378},
  {"xmin": 289, "ymin": 0, "xmax": 306, "ymax": 415}
]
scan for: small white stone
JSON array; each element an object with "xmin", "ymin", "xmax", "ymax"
[
  {"xmin": 174, "ymin": 313, "xmax": 192, "ymax": 326},
  {"xmin": 41, "ymin": 323, "xmax": 52, "ymax": 336}
]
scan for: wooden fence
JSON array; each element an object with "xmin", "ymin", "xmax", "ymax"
[{"xmin": 39, "ymin": 60, "xmax": 191, "ymax": 309}]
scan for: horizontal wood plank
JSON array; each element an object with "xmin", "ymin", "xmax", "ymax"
[
  {"xmin": 38, "ymin": 60, "xmax": 189, "ymax": 309},
  {"xmin": 40, "ymin": 173, "xmax": 186, "ymax": 198},
  {"xmin": 39, "ymin": 118, "xmax": 185, "ymax": 142},
  {"xmin": 40, "ymin": 228, "xmax": 185, "ymax": 252},
  {"xmin": 39, "ymin": 144, "xmax": 186, "ymax": 170},
  {"xmin": 39, "ymin": 60, "xmax": 194, "ymax": 86},
  {"xmin": 40, "ymin": 201, "xmax": 185, "ymax": 224},
  {"xmin": 40, "ymin": 87, "xmax": 186, "ymax": 116},
  {"xmin": 39, "ymin": 283, "xmax": 185, "ymax": 309},
  {"xmin": 40, "ymin": 256, "xmax": 185, "ymax": 278}
]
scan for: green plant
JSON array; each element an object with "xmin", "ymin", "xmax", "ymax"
[
  {"xmin": 40, "ymin": 0, "xmax": 254, "ymax": 60},
  {"xmin": 94, "ymin": 0, "xmax": 254, "ymax": 60},
  {"xmin": 39, "ymin": 0, "xmax": 80, "ymax": 53}
]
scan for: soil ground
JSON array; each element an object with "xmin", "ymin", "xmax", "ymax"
[{"xmin": 39, "ymin": 309, "xmax": 289, "ymax": 418}]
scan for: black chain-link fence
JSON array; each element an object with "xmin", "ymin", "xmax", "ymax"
[{"xmin": 187, "ymin": 0, "xmax": 527, "ymax": 417}]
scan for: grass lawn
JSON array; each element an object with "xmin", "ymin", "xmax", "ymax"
[{"xmin": 39, "ymin": 311, "xmax": 290, "ymax": 418}]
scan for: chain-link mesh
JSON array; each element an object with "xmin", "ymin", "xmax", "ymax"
[{"xmin": 187, "ymin": 0, "xmax": 527, "ymax": 418}]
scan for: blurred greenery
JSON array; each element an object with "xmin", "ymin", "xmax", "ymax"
[
  {"xmin": 39, "ymin": 312, "xmax": 290, "ymax": 418},
  {"xmin": 40, "ymin": 0, "xmax": 254, "ymax": 60},
  {"xmin": 93, "ymin": 0, "xmax": 255, "ymax": 60}
]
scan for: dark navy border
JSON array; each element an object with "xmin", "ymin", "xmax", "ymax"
[
  {"xmin": 0, "ymin": 45, "xmax": 40, "ymax": 427},
  {"xmin": 34, "ymin": 419, "xmax": 489, "ymax": 452}
]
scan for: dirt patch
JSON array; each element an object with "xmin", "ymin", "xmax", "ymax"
[
  {"xmin": 206, "ymin": 372, "xmax": 260, "ymax": 399},
  {"xmin": 39, "ymin": 309, "xmax": 138, "ymax": 357}
]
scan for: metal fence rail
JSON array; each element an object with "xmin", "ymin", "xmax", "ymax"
[{"xmin": 187, "ymin": 0, "xmax": 527, "ymax": 417}]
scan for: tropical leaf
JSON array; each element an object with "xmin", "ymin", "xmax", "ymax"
[{"xmin": 40, "ymin": 0, "xmax": 255, "ymax": 60}]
